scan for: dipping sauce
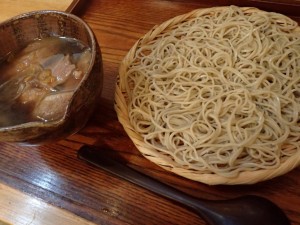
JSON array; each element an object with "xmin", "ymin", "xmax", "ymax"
[{"xmin": 0, "ymin": 36, "xmax": 91, "ymax": 127}]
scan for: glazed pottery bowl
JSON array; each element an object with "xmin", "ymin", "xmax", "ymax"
[{"xmin": 0, "ymin": 10, "xmax": 103, "ymax": 144}]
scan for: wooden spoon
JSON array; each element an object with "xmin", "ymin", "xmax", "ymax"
[{"xmin": 78, "ymin": 145, "xmax": 290, "ymax": 225}]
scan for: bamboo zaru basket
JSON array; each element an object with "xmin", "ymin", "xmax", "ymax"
[{"xmin": 115, "ymin": 6, "xmax": 300, "ymax": 185}]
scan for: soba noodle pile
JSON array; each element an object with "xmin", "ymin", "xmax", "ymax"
[{"xmin": 122, "ymin": 6, "xmax": 300, "ymax": 178}]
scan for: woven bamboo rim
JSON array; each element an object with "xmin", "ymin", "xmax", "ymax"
[{"xmin": 115, "ymin": 6, "xmax": 300, "ymax": 185}]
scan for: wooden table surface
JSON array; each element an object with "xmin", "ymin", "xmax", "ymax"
[{"xmin": 0, "ymin": 0, "xmax": 300, "ymax": 225}]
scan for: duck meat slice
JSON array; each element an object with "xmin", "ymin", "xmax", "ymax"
[
  {"xmin": 42, "ymin": 54, "xmax": 76, "ymax": 86},
  {"xmin": 33, "ymin": 91, "xmax": 74, "ymax": 122}
]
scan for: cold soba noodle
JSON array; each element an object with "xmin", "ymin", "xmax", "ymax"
[
  {"xmin": 122, "ymin": 6, "xmax": 300, "ymax": 177},
  {"xmin": 0, "ymin": 36, "xmax": 91, "ymax": 127}
]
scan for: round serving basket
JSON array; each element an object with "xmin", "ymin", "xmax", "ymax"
[{"xmin": 115, "ymin": 6, "xmax": 300, "ymax": 185}]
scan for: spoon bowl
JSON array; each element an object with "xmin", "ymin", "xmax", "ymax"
[
  {"xmin": 193, "ymin": 195, "xmax": 290, "ymax": 225},
  {"xmin": 78, "ymin": 145, "xmax": 290, "ymax": 225}
]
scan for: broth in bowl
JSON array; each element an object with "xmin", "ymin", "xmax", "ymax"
[{"xmin": 0, "ymin": 36, "xmax": 91, "ymax": 127}]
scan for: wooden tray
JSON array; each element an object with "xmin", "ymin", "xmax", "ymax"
[{"xmin": 0, "ymin": 0, "xmax": 82, "ymax": 22}]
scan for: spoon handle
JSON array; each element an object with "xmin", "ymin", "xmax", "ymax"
[
  {"xmin": 77, "ymin": 145, "xmax": 206, "ymax": 211},
  {"xmin": 77, "ymin": 145, "xmax": 291, "ymax": 225}
]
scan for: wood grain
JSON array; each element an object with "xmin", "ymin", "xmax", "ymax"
[
  {"xmin": 0, "ymin": 183, "xmax": 96, "ymax": 225},
  {"xmin": 0, "ymin": 0, "xmax": 300, "ymax": 225}
]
